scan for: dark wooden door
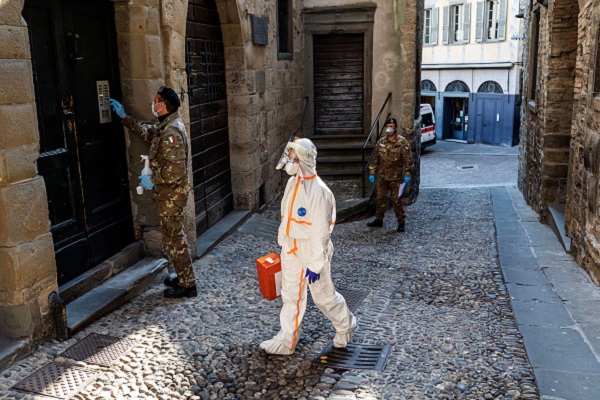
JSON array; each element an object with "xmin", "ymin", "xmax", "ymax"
[
  {"xmin": 24, "ymin": 0, "xmax": 133, "ymax": 285},
  {"xmin": 313, "ymin": 34, "xmax": 364, "ymax": 135},
  {"xmin": 186, "ymin": 0, "xmax": 233, "ymax": 236}
]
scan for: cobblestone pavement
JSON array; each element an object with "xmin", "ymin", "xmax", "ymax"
[{"xmin": 0, "ymin": 185, "xmax": 539, "ymax": 400}]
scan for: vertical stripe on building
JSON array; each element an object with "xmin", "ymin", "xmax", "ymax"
[
  {"xmin": 476, "ymin": 1, "xmax": 484, "ymax": 42},
  {"xmin": 442, "ymin": 6, "xmax": 449, "ymax": 44}
]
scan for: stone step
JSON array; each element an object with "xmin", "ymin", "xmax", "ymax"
[
  {"xmin": 66, "ymin": 257, "xmax": 167, "ymax": 334},
  {"xmin": 0, "ymin": 337, "xmax": 31, "ymax": 371},
  {"xmin": 547, "ymin": 203, "xmax": 571, "ymax": 253},
  {"xmin": 310, "ymin": 135, "xmax": 369, "ymax": 147},
  {"xmin": 318, "ymin": 168, "xmax": 363, "ymax": 177},
  {"xmin": 59, "ymin": 242, "xmax": 145, "ymax": 304},
  {"xmin": 196, "ymin": 210, "xmax": 251, "ymax": 257}
]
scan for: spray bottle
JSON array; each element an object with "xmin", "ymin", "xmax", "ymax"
[{"xmin": 136, "ymin": 155, "xmax": 153, "ymax": 194}]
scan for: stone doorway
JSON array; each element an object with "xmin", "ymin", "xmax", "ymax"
[
  {"xmin": 186, "ymin": 0, "xmax": 233, "ymax": 236},
  {"xmin": 23, "ymin": 0, "xmax": 133, "ymax": 285}
]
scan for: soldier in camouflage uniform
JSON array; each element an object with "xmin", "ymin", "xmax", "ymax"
[
  {"xmin": 367, "ymin": 117, "xmax": 414, "ymax": 232},
  {"xmin": 110, "ymin": 87, "xmax": 197, "ymax": 298}
]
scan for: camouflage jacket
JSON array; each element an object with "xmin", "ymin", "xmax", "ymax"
[
  {"xmin": 368, "ymin": 134, "xmax": 414, "ymax": 181},
  {"xmin": 122, "ymin": 112, "xmax": 190, "ymax": 202}
]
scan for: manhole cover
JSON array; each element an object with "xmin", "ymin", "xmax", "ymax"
[
  {"xmin": 315, "ymin": 343, "xmax": 392, "ymax": 371},
  {"xmin": 59, "ymin": 333, "xmax": 136, "ymax": 367},
  {"xmin": 308, "ymin": 288, "xmax": 367, "ymax": 312},
  {"xmin": 239, "ymin": 214, "xmax": 279, "ymax": 239},
  {"xmin": 12, "ymin": 362, "xmax": 98, "ymax": 399}
]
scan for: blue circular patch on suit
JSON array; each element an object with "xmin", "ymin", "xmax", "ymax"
[{"xmin": 297, "ymin": 207, "xmax": 307, "ymax": 217}]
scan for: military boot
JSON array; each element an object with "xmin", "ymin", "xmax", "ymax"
[
  {"xmin": 164, "ymin": 284, "xmax": 197, "ymax": 298},
  {"xmin": 163, "ymin": 275, "xmax": 179, "ymax": 287},
  {"xmin": 397, "ymin": 223, "xmax": 405, "ymax": 233},
  {"xmin": 367, "ymin": 219, "xmax": 384, "ymax": 228}
]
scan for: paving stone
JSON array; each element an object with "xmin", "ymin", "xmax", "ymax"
[
  {"xmin": 534, "ymin": 369, "xmax": 600, "ymax": 400},
  {"xmin": 506, "ymin": 283, "xmax": 561, "ymax": 303},
  {"xmin": 501, "ymin": 268, "xmax": 547, "ymax": 285},
  {"xmin": 511, "ymin": 300, "xmax": 573, "ymax": 327}
]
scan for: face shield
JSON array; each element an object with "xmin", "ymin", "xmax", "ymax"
[{"xmin": 275, "ymin": 138, "xmax": 318, "ymax": 176}]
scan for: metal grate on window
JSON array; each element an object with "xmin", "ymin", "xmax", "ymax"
[
  {"xmin": 421, "ymin": 79, "xmax": 437, "ymax": 92},
  {"xmin": 278, "ymin": 0, "xmax": 290, "ymax": 53},
  {"xmin": 477, "ymin": 81, "xmax": 503, "ymax": 93}
]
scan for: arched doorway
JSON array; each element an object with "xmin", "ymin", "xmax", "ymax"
[
  {"xmin": 186, "ymin": 0, "xmax": 233, "ymax": 236},
  {"xmin": 444, "ymin": 80, "xmax": 470, "ymax": 141}
]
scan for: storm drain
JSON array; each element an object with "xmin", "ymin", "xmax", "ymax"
[
  {"xmin": 308, "ymin": 288, "xmax": 368, "ymax": 312},
  {"xmin": 59, "ymin": 333, "xmax": 136, "ymax": 367},
  {"xmin": 11, "ymin": 362, "xmax": 98, "ymax": 399},
  {"xmin": 457, "ymin": 164, "xmax": 479, "ymax": 170},
  {"xmin": 315, "ymin": 343, "xmax": 392, "ymax": 371}
]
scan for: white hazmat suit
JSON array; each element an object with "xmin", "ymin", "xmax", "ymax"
[{"xmin": 260, "ymin": 138, "xmax": 357, "ymax": 355}]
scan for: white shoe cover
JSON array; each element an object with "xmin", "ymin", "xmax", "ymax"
[
  {"xmin": 259, "ymin": 338, "xmax": 295, "ymax": 355},
  {"xmin": 333, "ymin": 322, "xmax": 358, "ymax": 348}
]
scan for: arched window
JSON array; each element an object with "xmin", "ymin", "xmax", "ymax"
[
  {"xmin": 477, "ymin": 81, "xmax": 503, "ymax": 93},
  {"xmin": 421, "ymin": 80, "xmax": 437, "ymax": 92},
  {"xmin": 445, "ymin": 80, "xmax": 470, "ymax": 92}
]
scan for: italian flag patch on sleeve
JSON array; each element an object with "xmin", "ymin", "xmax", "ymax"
[{"xmin": 167, "ymin": 135, "xmax": 175, "ymax": 143}]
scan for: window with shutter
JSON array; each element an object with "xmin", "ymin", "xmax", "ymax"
[
  {"xmin": 424, "ymin": 8, "xmax": 432, "ymax": 44},
  {"xmin": 497, "ymin": 0, "xmax": 507, "ymax": 41},
  {"xmin": 442, "ymin": 6, "xmax": 449, "ymax": 44},
  {"xmin": 476, "ymin": 1, "xmax": 484, "ymax": 42},
  {"xmin": 431, "ymin": 8, "xmax": 439, "ymax": 45},
  {"xmin": 463, "ymin": 3, "xmax": 471, "ymax": 43},
  {"xmin": 449, "ymin": 5, "xmax": 464, "ymax": 44}
]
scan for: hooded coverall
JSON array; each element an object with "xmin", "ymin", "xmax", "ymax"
[{"xmin": 260, "ymin": 139, "xmax": 357, "ymax": 355}]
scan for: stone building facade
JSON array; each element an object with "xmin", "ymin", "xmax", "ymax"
[
  {"xmin": 0, "ymin": 0, "xmax": 421, "ymax": 346},
  {"xmin": 518, "ymin": 0, "xmax": 600, "ymax": 283}
]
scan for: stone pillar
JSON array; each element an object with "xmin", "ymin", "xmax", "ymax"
[
  {"xmin": 0, "ymin": 0, "xmax": 58, "ymax": 339},
  {"xmin": 114, "ymin": 0, "xmax": 199, "ymax": 256}
]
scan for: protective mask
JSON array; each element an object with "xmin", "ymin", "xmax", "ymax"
[
  {"xmin": 284, "ymin": 161, "xmax": 300, "ymax": 176},
  {"xmin": 151, "ymin": 103, "xmax": 159, "ymax": 118},
  {"xmin": 386, "ymin": 127, "xmax": 395, "ymax": 135}
]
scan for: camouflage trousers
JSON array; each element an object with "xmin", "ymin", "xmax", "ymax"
[
  {"xmin": 375, "ymin": 179, "xmax": 406, "ymax": 223},
  {"xmin": 157, "ymin": 197, "xmax": 196, "ymax": 288}
]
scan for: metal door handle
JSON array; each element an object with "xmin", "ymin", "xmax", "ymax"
[{"xmin": 67, "ymin": 32, "xmax": 83, "ymax": 61}]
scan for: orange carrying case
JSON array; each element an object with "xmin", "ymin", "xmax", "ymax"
[{"xmin": 256, "ymin": 253, "xmax": 282, "ymax": 301}]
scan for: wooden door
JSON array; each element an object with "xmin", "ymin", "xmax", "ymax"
[
  {"xmin": 313, "ymin": 34, "xmax": 364, "ymax": 135},
  {"xmin": 186, "ymin": 0, "xmax": 233, "ymax": 236},
  {"xmin": 24, "ymin": 0, "xmax": 133, "ymax": 285}
]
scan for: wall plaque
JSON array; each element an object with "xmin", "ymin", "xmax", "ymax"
[{"xmin": 251, "ymin": 15, "xmax": 268, "ymax": 45}]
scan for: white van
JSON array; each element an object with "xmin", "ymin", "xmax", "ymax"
[{"xmin": 420, "ymin": 104, "xmax": 436, "ymax": 150}]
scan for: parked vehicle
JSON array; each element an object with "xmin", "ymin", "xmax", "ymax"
[{"xmin": 420, "ymin": 104, "xmax": 436, "ymax": 150}]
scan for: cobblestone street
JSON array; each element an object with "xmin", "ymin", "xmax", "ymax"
[{"xmin": 0, "ymin": 142, "xmax": 544, "ymax": 400}]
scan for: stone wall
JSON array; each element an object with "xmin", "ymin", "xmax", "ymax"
[
  {"xmin": 566, "ymin": 0, "xmax": 600, "ymax": 283},
  {"xmin": 0, "ymin": 0, "xmax": 58, "ymax": 339},
  {"xmin": 224, "ymin": 0, "xmax": 306, "ymax": 210},
  {"xmin": 518, "ymin": 0, "xmax": 578, "ymax": 220}
]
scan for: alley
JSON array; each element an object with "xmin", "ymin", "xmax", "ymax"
[{"xmin": 0, "ymin": 142, "xmax": 547, "ymax": 400}]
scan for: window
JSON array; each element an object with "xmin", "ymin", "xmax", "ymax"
[
  {"xmin": 529, "ymin": 9, "xmax": 541, "ymax": 102},
  {"xmin": 477, "ymin": 81, "xmax": 503, "ymax": 93},
  {"xmin": 445, "ymin": 80, "xmax": 470, "ymax": 92},
  {"xmin": 476, "ymin": 0, "xmax": 507, "ymax": 42},
  {"xmin": 277, "ymin": 0, "xmax": 292, "ymax": 59},
  {"xmin": 424, "ymin": 9, "xmax": 431, "ymax": 44},
  {"xmin": 442, "ymin": 3, "xmax": 470, "ymax": 44},
  {"xmin": 421, "ymin": 80, "xmax": 437, "ymax": 92},
  {"xmin": 423, "ymin": 8, "xmax": 439, "ymax": 45},
  {"xmin": 451, "ymin": 5, "xmax": 463, "ymax": 43},
  {"xmin": 594, "ymin": 29, "xmax": 600, "ymax": 96}
]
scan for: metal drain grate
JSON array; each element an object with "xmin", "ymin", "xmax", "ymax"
[
  {"xmin": 457, "ymin": 165, "xmax": 479, "ymax": 170},
  {"xmin": 12, "ymin": 362, "xmax": 98, "ymax": 399},
  {"xmin": 59, "ymin": 333, "xmax": 136, "ymax": 367},
  {"xmin": 308, "ymin": 288, "xmax": 368, "ymax": 312},
  {"xmin": 315, "ymin": 343, "xmax": 392, "ymax": 371}
]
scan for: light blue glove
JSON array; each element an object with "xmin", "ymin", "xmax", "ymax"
[
  {"xmin": 369, "ymin": 175, "xmax": 375, "ymax": 184},
  {"xmin": 404, "ymin": 177, "xmax": 411, "ymax": 184},
  {"xmin": 110, "ymin": 98, "xmax": 126, "ymax": 119},
  {"xmin": 139, "ymin": 175, "xmax": 154, "ymax": 189},
  {"xmin": 305, "ymin": 268, "xmax": 321, "ymax": 285}
]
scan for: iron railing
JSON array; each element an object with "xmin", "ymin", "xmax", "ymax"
[{"xmin": 361, "ymin": 93, "xmax": 392, "ymax": 197}]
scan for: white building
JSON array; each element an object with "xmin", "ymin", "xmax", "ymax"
[{"xmin": 421, "ymin": 0, "xmax": 523, "ymax": 146}]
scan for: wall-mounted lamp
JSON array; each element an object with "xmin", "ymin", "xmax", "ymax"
[{"xmin": 515, "ymin": 9, "xmax": 524, "ymax": 18}]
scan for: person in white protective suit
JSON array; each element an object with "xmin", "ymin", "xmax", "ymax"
[{"xmin": 260, "ymin": 138, "xmax": 358, "ymax": 355}]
